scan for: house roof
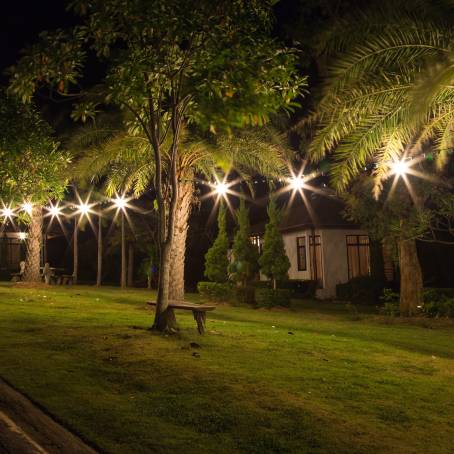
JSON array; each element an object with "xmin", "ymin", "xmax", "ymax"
[{"xmin": 250, "ymin": 194, "xmax": 360, "ymax": 235}]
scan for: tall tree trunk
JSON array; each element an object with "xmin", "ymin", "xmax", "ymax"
[
  {"xmin": 121, "ymin": 212, "xmax": 126, "ymax": 289},
  {"xmin": 127, "ymin": 242, "xmax": 134, "ymax": 287},
  {"xmin": 73, "ymin": 217, "xmax": 79, "ymax": 284},
  {"xmin": 96, "ymin": 217, "xmax": 102, "ymax": 287},
  {"xmin": 153, "ymin": 241, "xmax": 178, "ymax": 332},
  {"xmin": 168, "ymin": 182, "xmax": 193, "ymax": 300},
  {"xmin": 23, "ymin": 205, "xmax": 43, "ymax": 282},
  {"xmin": 399, "ymin": 238, "xmax": 423, "ymax": 316}
]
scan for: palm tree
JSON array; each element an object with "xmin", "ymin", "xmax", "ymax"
[
  {"xmin": 71, "ymin": 113, "xmax": 290, "ymax": 300},
  {"xmin": 306, "ymin": 0, "xmax": 454, "ymax": 314}
]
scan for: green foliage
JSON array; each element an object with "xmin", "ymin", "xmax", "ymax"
[
  {"xmin": 336, "ymin": 276, "xmax": 384, "ymax": 304},
  {"xmin": 233, "ymin": 285, "xmax": 256, "ymax": 306},
  {"xmin": 342, "ymin": 176, "xmax": 454, "ymax": 244},
  {"xmin": 229, "ymin": 199, "xmax": 259, "ymax": 286},
  {"xmin": 258, "ymin": 199, "xmax": 290, "ymax": 287},
  {"xmin": 204, "ymin": 204, "xmax": 229, "ymax": 283},
  {"xmin": 307, "ymin": 1, "xmax": 454, "ymax": 193},
  {"xmin": 423, "ymin": 288, "xmax": 454, "ymax": 317},
  {"xmin": 255, "ymin": 288, "xmax": 293, "ymax": 308},
  {"xmin": 9, "ymin": 0, "xmax": 305, "ymax": 133},
  {"xmin": 0, "ymin": 94, "xmax": 68, "ymax": 204},
  {"xmin": 197, "ymin": 281, "xmax": 233, "ymax": 302}
]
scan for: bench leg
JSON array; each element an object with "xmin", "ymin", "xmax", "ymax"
[{"xmin": 193, "ymin": 311, "xmax": 206, "ymax": 335}]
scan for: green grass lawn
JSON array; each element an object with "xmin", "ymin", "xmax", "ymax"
[{"xmin": 0, "ymin": 283, "xmax": 453, "ymax": 453}]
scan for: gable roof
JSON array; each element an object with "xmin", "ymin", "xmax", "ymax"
[{"xmin": 250, "ymin": 194, "xmax": 360, "ymax": 235}]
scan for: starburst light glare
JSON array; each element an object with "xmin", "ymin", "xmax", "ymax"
[
  {"xmin": 290, "ymin": 175, "xmax": 306, "ymax": 190},
  {"xmin": 22, "ymin": 202, "xmax": 33, "ymax": 215},
  {"xmin": 391, "ymin": 159, "xmax": 409, "ymax": 177},
  {"xmin": 18, "ymin": 232, "xmax": 27, "ymax": 240},
  {"xmin": 1, "ymin": 207, "xmax": 14, "ymax": 218},
  {"xmin": 114, "ymin": 195, "xmax": 127, "ymax": 210},
  {"xmin": 77, "ymin": 202, "xmax": 90, "ymax": 215},
  {"xmin": 215, "ymin": 182, "xmax": 228, "ymax": 196}
]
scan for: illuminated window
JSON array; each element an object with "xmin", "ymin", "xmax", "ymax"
[
  {"xmin": 346, "ymin": 235, "xmax": 370, "ymax": 279},
  {"xmin": 250, "ymin": 235, "xmax": 262, "ymax": 254},
  {"xmin": 296, "ymin": 236, "xmax": 306, "ymax": 271}
]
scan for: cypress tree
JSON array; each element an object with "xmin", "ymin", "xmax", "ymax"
[
  {"xmin": 204, "ymin": 203, "xmax": 229, "ymax": 283},
  {"xmin": 259, "ymin": 199, "xmax": 290, "ymax": 289},
  {"xmin": 229, "ymin": 199, "xmax": 259, "ymax": 286}
]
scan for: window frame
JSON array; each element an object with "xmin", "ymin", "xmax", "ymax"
[
  {"xmin": 296, "ymin": 236, "xmax": 307, "ymax": 271},
  {"xmin": 346, "ymin": 234, "xmax": 370, "ymax": 280}
]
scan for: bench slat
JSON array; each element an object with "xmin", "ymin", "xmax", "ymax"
[{"xmin": 146, "ymin": 301, "xmax": 216, "ymax": 311}]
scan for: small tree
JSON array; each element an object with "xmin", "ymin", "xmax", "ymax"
[
  {"xmin": 229, "ymin": 199, "xmax": 258, "ymax": 287},
  {"xmin": 0, "ymin": 95, "xmax": 68, "ymax": 282},
  {"xmin": 259, "ymin": 199, "xmax": 290, "ymax": 289},
  {"xmin": 204, "ymin": 204, "xmax": 229, "ymax": 283}
]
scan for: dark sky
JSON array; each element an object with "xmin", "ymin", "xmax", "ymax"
[{"xmin": 1, "ymin": 1, "xmax": 76, "ymax": 82}]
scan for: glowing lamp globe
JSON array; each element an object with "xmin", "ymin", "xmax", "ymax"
[
  {"xmin": 215, "ymin": 182, "xmax": 228, "ymax": 196},
  {"xmin": 2, "ymin": 207, "xmax": 13, "ymax": 218},
  {"xmin": 392, "ymin": 160, "xmax": 409, "ymax": 177},
  {"xmin": 114, "ymin": 196, "xmax": 127, "ymax": 209},
  {"xmin": 22, "ymin": 202, "xmax": 33, "ymax": 215},
  {"xmin": 291, "ymin": 176, "xmax": 305, "ymax": 190},
  {"xmin": 78, "ymin": 203, "xmax": 90, "ymax": 215}
]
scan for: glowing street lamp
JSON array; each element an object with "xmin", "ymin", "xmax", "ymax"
[
  {"xmin": 1, "ymin": 205, "xmax": 15, "ymax": 223},
  {"xmin": 48, "ymin": 204, "xmax": 63, "ymax": 218},
  {"xmin": 290, "ymin": 175, "xmax": 306, "ymax": 191},
  {"xmin": 22, "ymin": 202, "xmax": 33, "ymax": 215},
  {"xmin": 391, "ymin": 159, "xmax": 410, "ymax": 177},
  {"xmin": 112, "ymin": 194, "xmax": 129, "ymax": 288},
  {"xmin": 77, "ymin": 202, "xmax": 91, "ymax": 216},
  {"xmin": 214, "ymin": 182, "xmax": 228, "ymax": 196}
]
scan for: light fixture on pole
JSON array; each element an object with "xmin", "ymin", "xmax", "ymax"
[{"xmin": 113, "ymin": 194, "xmax": 128, "ymax": 289}]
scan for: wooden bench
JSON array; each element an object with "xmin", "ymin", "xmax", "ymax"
[{"xmin": 147, "ymin": 301, "xmax": 216, "ymax": 334}]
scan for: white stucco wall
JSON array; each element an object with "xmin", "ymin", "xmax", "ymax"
[
  {"xmin": 259, "ymin": 227, "xmax": 369, "ymax": 299},
  {"xmin": 317, "ymin": 228, "xmax": 369, "ymax": 299}
]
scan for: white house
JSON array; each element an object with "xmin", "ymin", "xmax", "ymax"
[{"xmin": 251, "ymin": 195, "xmax": 370, "ymax": 299}]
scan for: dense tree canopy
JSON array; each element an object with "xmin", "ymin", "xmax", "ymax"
[{"xmin": 0, "ymin": 94, "xmax": 68, "ymax": 204}]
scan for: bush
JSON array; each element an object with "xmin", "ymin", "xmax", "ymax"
[
  {"xmin": 197, "ymin": 282, "xmax": 233, "ymax": 302},
  {"xmin": 336, "ymin": 276, "xmax": 384, "ymax": 304},
  {"xmin": 233, "ymin": 286, "xmax": 256, "ymax": 305},
  {"xmin": 255, "ymin": 288, "xmax": 293, "ymax": 308},
  {"xmin": 423, "ymin": 299, "xmax": 454, "ymax": 318},
  {"xmin": 255, "ymin": 280, "xmax": 317, "ymax": 298},
  {"xmin": 379, "ymin": 288, "xmax": 400, "ymax": 316},
  {"xmin": 422, "ymin": 288, "xmax": 454, "ymax": 317}
]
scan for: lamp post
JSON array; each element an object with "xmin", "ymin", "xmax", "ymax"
[
  {"xmin": 74, "ymin": 202, "xmax": 90, "ymax": 285},
  {"xmin": 114, "ymin": 195, "xmax": 127, "ymax": 289}
]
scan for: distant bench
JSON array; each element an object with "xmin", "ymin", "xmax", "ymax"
[{"xmin": 147, "ymin": 301, "xmax": 216, "ymax": 334}]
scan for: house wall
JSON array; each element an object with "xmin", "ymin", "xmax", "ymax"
[
  {"xmin": 260, "ymin": 227, "xmax": 369, "ymax": 299},
  {"xmin": 317, "ymin": 228, "xmax": 368, "ymax": 299}
]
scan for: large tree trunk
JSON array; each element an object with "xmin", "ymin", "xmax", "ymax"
[
  {"xmin": 127, "ymin": 242, "xmax": 134, "ymax": 287},
  {"xmin": 398, "ymin": 238, "xmax": 423, "ymax": 316},
  {"xmin": 23, "ymin": 205, "xmax": 43, "ymax": 282},
  {"xmin": 96, "ymin": 217, "xmax": 102, "ymax": 287},
  {"xmin": 120, "ymin": 212, "xmax": 126, "ymax": 289},
  {"xmin": 153, "ymin": 241, "xmax": 178, "ymax": 332},
  {"xmin": 73, "ymin": 217, "xmax": 78, "ymax": 284},
  {"xmin": 168, "ymin": 182, "xmax": 193, "ymax": 300}
]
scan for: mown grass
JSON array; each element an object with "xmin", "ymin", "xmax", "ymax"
[{"xmin": 0, "ymin": 283, "xmax": 453, "ymax": 453}]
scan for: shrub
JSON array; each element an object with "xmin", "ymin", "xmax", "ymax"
[
  {"xmin": 255, "ymin": 288, "xmax": 293, "ymax": 308},
  {"xmin": 233, "ymin": 285, "xmax": 256, "ymax": 305},
  {"xmin": 197, "ymin": 281, "xmax": 233, "ymax": 302},
  {"xmin": 336, "ymin": 276, "xmax": 384, "ymax": 304},
  {"xmin": 422, "ymin": 288, "xmax": 454, "ymax": 318},
  {"xmin": 204, "ymin": 204, "xmax": 229, "ymax": 283},
  {"xmin": 379, "ymin": 288, "xmax": 400, "ymax": 316}
]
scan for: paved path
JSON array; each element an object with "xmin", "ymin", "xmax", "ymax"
[{"xmin": 0, "ymin": 378, "xmax": 97, "ymax": 454}]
